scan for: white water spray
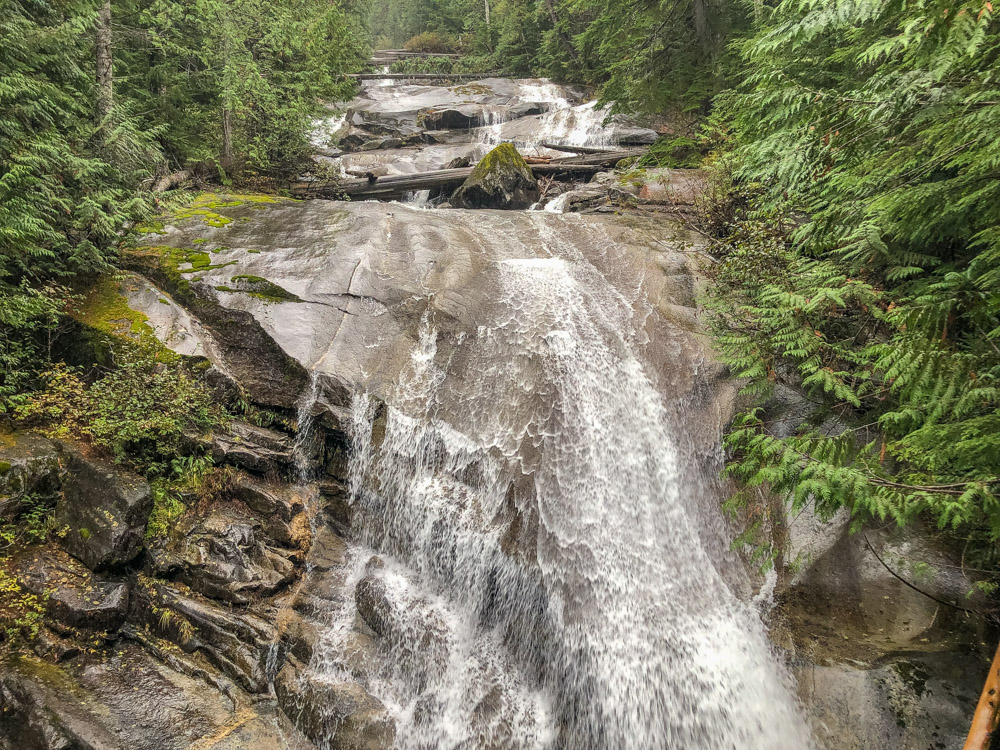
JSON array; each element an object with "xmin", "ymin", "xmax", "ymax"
[{"xmin": 306, "ymin": 243, "xmax": 814, "ymax": 748}]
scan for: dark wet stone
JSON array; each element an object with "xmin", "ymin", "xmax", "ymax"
[
  {"xmin": 55, "ymin": 445, "xmax": 152, "ymax": 571},
  {"xmin": 147, "ymin": 505, "xmax": 297, "ymax": 605},
  {"xmin": 11, "ymin": 547, "xmax": 128, "ymax": 632},
  {"xmin": 0, "ymin": 432, "xmax": 60, "ymax": 520},
  {"xmin": 232, "ymin": 476, "xmax": 309, "ymax": 547},
  {"xmin": 275, "ymin": 662, "xmax": 395, "ymax": 750},
  {"xmin": 131, "ymin": 579, "xmax": 279, "ymax": 693},
  {"xmin": 354, "ymin": 575, "xmax": 392, "ymax": 639},
  {"xmin": 210, "ymin": 422, "xmax": 295, "ymax": 476},
  {"xmin": 0, "ymin": 647, "xmax": 314, "ymax": 750}
]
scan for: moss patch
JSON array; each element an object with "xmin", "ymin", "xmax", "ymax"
[
  {"xmin": 471, "ymin": 142, "xmax": 531, "ymax": 179},
  {"xmin": 71, "ymin": 277, "xmax": 174, "ymax": 360},
  {"xmin": 164, "ymin": 192, "xmax": 285, "ymax": 229},
  {"xmin": 0, "ymin": 461, "xmax": 11, "ymax": 475},
  {"xmin": 215, "ymin": 274, "xmax": 301, "ymax": 303}
]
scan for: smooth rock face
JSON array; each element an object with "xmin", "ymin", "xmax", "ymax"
[{"xmin": 56, "ymin": 446, "xmax": 152, "ymax": 571}]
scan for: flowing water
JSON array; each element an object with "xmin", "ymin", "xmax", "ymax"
[{"xmin": 296, "ymin": 73, "xmax": 815, "ymax": 750}]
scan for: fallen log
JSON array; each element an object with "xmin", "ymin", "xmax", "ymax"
[
  {"xmin": 374, "ymin": 50, "xmax": 461, "ymax": 58},
  {"xmin": 153, "ymin": 169, "xmax": 192, "ymax": 193},
  {"xmin": 964, "ymin": 641, "xmax": 1000, "ymax": 750},
  {"xmin": 543, "ymin": 149, "xmax": 646, "ymax": 166},
  {"xmin": 541, "ymin": 142, "xmax": 621, "ymax": 155},
  {"xmin": 349, "ymin": 72, "xmax": 499, "ymax": 80},
  {"xmin": 290, "ymin": 149, "xmax": 645, "ymax": 200}
]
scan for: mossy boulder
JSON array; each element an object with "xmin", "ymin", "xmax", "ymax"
[{"xmin": 450, "ymin": 143, "xmax": 538, "ymax": 210}]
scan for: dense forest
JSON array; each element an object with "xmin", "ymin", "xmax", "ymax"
[{"xmin": 3, "ymin": 0, "xmax": 1000, "ymax": 632}]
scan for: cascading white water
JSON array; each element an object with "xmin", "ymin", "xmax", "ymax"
[{"xmin": 306, "ymin": 229, "xmax": 815, "ymax": 748}]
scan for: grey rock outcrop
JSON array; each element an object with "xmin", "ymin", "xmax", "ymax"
[
  {"xmin": 55, "ymin": 446, "xmax": 152, "ymax": 571},
  {"xmin": 0, "ymin": 432, "xmax": 60, "ymax": 520}
]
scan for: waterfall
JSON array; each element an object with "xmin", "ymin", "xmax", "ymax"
[{"xmin": 305, "ymin": 241, "xmax": 814, "ymax": 748}]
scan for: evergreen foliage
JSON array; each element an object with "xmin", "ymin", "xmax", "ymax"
[
  {"xmin": 0, "ymin": 0, "xmax": 366, "ymax": 413},
  {"xmin": 707, "ymin": 1, "xmax": 1000, "ymax": 556}
]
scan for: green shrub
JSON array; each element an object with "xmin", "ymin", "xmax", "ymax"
[
  {"xmin": 0, "ymin": 567, "xmax": 44, "ymax": 649},
  {"xmin": 16, "ymin": 351, "xmax": 226, "ymax": 476},
  {"xmin": 403, "ymin": 31, "xmax": 457, "ymax": 54},
  {"xmin": 388, "ymin": 56, "xmax": 456, "ymax": 74}
]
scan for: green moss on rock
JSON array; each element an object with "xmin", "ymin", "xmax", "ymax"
[
  {"xmin": 215, "ymin": 274, "xmax": 302, "ymax": 304},
  {"xmin": 71, "ymin": 277, "xmax": 175, "ymax": 360},
  {"xmin": 451, "ymin": 143, "xmax": 538, "ymax": 210}
]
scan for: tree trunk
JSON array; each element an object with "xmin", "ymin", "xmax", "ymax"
[
  {"xmin": 964, "ymin": 641, "xmax": 1000, "ymax": 750},
  {"xmin": 692, "ymin": 0, "xmax": 713, "ymax": 61},
  {"xmin": 544, "ymin": 0, "xmax": 580, "ymax": 63},
  {"xmin": 95, "ymin": 0, "xmax": 113, "ymax": 125},
  {"xmin": 221, "ymin": 105, "xmax": 234, "ymax": 173},
  {"xmin": 484, "ymin": 0, "xmax": 490, "ymax": 29}
]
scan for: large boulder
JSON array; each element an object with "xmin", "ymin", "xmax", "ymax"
[
  {"xmin": 450, "ymin": 143, "xmax": 538, "ymax": 210},
  {"xmin": 55, "ymin": 446, "xmax": 152, "ymax": 571},
  {"xmin": 147, "ymin": 505, "xmax": 297, "ymax": 604},
  {"xmin": 11, "ymin": 548, "xmax": 129, "ymax": 632},
  {"xmin": 0, "ymin": 431, "xmax": 60, "ymax": 520}
]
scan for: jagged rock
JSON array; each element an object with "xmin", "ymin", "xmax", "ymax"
[
  {"xmin": 131, "ymin": 579, "xmax": 280, "ymax": 693},
  {"xmin": 0, "ymin": 432, "xmax": 60, "ymax": 521},
  {"xmin": 0, "ymin": 648, "xmax": 314, "ymax": 750},
  {"xmin": 275, "ymin": 663, "xmax": 395, "ymax": 750},
  {"xmin": 55, "ymin": 446, "xmax": 152, "ymax": 571},
  {"xmin": 450, "ymin": 143, "xmax": 538, "ymax": 210},
  {"xmin": 11, "ymin": 548, "xmax": 129, "ymax": 632},
  {"xmin": 147, "ymin": 505, "xmax": 297, "ymax": 605},
  {"xmin": 210, "ymin": 422, "xmax": 296, "ymax": 475},
  {"xmin": 232, "ymin": 476, "xmax": 310, "ymax": 547}
]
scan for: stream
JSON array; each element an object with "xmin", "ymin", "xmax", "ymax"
[{"xmin": 298, "ymin": 75, "xmax": 816, "ymax": 748}]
